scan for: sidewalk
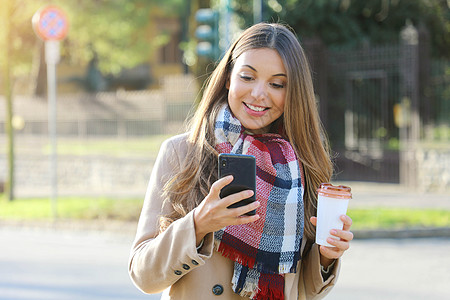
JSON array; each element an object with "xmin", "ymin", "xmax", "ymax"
[
  {"xmin": 335, "ymin": 181, "xmax": 450, "ymax": 210},
  {"xmin": 1, "ymin": 181, "xmax": 449, "ymax": 239},
  {"xmin": 333, "ymin": 181, "xmax": 450, "ymax": 239}
]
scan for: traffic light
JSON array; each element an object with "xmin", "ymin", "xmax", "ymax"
[{"xmin": 195, "ymin": 8, "xmax": 220, "ymax": 60}]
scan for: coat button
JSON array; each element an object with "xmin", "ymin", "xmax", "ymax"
[
  {"xmin": 174, "ymin": 270, "xmax": 182, "ymax": 275},
  {"xmin": 192, "ymin": 260, "xmax": 199, "ymax": 265},
  {"xmin": 212, "ymin": 284, "xmax": 224, "ymax": 295},
  {"xmin": 182, "ymin": 264, "xmax": 190, "ymax": 270}
]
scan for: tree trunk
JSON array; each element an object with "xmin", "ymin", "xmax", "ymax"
[
  {"xmin": 34, "ymin": 42, "xmax": 48, "ymax": 97},
  {"xmin": 2, "ymin": 0, "xmax": 14, "ymax": 201}
]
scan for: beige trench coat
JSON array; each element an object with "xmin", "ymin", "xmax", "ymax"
[{"xmin": 128, "ymin": 133, "xmax": 340, "ymax": 299}]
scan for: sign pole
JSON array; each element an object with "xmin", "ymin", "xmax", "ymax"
[
  {"xmin": 46, "ymin": 41, "xmax": 60, "ymax": 219},
  {"xmin": 32, "ymin": 6, "xmax": 69, "ymax": 220}
]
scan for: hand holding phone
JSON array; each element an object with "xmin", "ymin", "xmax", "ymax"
[{"xmin": 218, "ymin": 153, "xmax": 256, "ymax": 216}]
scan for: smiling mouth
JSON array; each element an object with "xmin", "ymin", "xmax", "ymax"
[{"xmin": 245, "ymin": 103, "xmax": 268, "ymax": 112}]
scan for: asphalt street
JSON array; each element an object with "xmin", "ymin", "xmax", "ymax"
[
  {"xmin": 330, "ymin": 237, "xmax": 450, "ymax": 300},
  {"xmin": 0, "ymin": 226, "xmax": 157, "ymax": 300},
  {"xmin": 0, "ymin": 225, "xmax": 449, "ymax": 300}
]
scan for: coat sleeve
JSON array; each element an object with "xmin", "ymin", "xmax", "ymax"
[
  {"xmin": 128, "ymin": 136, "xmax": 214, "ymax": 294},
  {"xmin": 299, "ymin": 243, "xmax": 341, "ymax": 299}
]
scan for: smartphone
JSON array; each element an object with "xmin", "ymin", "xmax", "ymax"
[{"xmin": 218, "ymin": 153, "xmax": 256, "ymax": 216}]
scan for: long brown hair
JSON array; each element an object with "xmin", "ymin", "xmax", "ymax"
[{"xmin": 160, "ymin": 23, "xmax": 332, "ymax": 241}]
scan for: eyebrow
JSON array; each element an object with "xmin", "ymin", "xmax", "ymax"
[{"xmin": 243, "ymin": 64, "xmax": 287, "ymax": 77}]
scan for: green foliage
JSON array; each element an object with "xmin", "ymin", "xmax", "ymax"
[
  {"xmin": 0, "ymin": 0, "xmax": 185, "ymax": 80},
  {"xmin": 55, "ymin": 0, "xmax": 181, "ymax": 74},
  {"xmin": 232, "ymin": 0, "xmax": 450, "ymax": 58},
  {"xmin": 0, "ymin": 0, "xmax": 47, "ymax": 79}
]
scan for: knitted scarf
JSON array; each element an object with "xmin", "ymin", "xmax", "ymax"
[{"xmin": 214, "ymin": 104, "xmax": 305, "ymax": 300}]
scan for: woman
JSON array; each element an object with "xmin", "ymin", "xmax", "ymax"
[{"xmin": 129, "ymin": 23, "xmax": 353, "ymax": 300}]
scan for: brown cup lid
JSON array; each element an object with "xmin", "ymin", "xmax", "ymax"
[{"xmin": 317, "ymin": 183, "xmax": 352, "ymax": 199}]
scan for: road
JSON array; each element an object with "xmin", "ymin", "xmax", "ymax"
[
  {"xmin": 0, "ymin": 226, "xmax": 449, "ymax": 300},
  {"xmin": 331, "ymin": 237, "xmax": 450, "ymax": 300},
  {"xmin": 0, "ymin": 226, "xmax": 158, "ymax": 300}
]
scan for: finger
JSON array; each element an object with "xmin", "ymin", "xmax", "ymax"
[
  {"xmin": 319, "ymin": 245, "xmax": 341, "ymax": 260},
  {"xmin": 210, "ymin": 175, "xmax": 234, "ymax": 196},
  {"xmin": 232, "ymin": 200, "xmax": 260, "ymax": 217},
  {"xmin": 310, "ymin": 216, "xmax": 317, "ymax": 226},
  {"xmin": 330, "ymin": 229, "xmax": 354, "ymax": 242},
  {"xmin": 234, "ymin": 213, "xmax": 260, "ymax": 225},
  {"xmin": 326, "ymin": 237, "xmax": 350, "ymax": 251},
  {"xmin": 222, "ymin": 189, "xmax": 255, "ymax": 208},
  {"xmin": 341, "ymin": 215, "xmax": 353, "ymax": 231}
]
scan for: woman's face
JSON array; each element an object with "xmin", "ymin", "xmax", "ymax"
[{"xmin": 227, "ymin": 48, "xmax": 287, "ymax": 134}]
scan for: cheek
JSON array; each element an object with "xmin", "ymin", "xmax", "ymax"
[
  {"xmin": 227, "ymin": 81, "xmax": 244, "ymax": 101},
  {"xmin": 274, "ymin": 93, "xmax": 286, "ymax": 112},
  {"xmin": 227, "ymin": 87, "xmax": 238, "ymax": 111}
]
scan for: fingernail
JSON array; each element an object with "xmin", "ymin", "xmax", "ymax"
[{"xmin": 330, "ymin": 229, "xmax": 337, "ymax": 235}]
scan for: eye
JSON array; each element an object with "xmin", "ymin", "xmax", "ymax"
[
  {"xmin": 270, "ymin": 82, "xmax": 285, "ymax": 89},
  {"xmin": 239, "ymin": 75, "xmax": 253, "ymax": 81}
]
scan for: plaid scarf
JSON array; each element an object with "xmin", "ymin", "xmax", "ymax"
[{"xmin": 214, "ymin": 104, "xmax": 305, "ymax": 300}]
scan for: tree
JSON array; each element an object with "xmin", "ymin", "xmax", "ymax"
[
  {"xmin": 1, "ymin": 0, "xmax": 14, "ymax": 200},
  {"xmin": 0, "ymin": 0, "xmax": 186, "ymax": 199},
  {"xmin": 230, "ymin": 0, "xmax": 449, "ymax": 58},
  {"xmin": 1, "ymin": 0, "xmax": 185, "ymax": 95},
  {"xmin": 55, "ymin": 0, "xmax": 158, "ymax": 75},
  {"xmin": 0, "ymin": 0, "xmax": 48, "ymax": 200}
]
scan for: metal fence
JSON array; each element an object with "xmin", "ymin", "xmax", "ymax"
[
  {"xmin": 304, "ymin": 24, "xmax": 449, "ymax": 191},
  {"xmin": 1, "ymin": 29, "xmax": 449, "ymax": 197},
  {"xmin": 326, "ymin": 44, "xmax": 402, "ymax": 183},
  {"xmin": 0, "ymin": 74, "xmax": 199, "ymax": 197},
  {"xmin": 0, "ymin": 74, "xmax": 199, "ymax": 138}
]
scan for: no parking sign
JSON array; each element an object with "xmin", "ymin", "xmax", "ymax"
[
  {"xmin": 32, "ymin": 5, "xmax": 69, "ymax": 64},
  {"xmin": 32, "ymin": 5, "xmax": 69, "ymax": 218},
  {"xmin": 32, "ymin": 5, "xmax": 69, "ymax": 41}
]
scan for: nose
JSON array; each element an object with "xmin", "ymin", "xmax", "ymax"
[{"xmin": 250, "ymin": 81, "xmax": 267, "ymax": 101}]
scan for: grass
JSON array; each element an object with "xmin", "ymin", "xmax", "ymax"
[
  {"xmin": 1, "ymin": 194, "xmax": 449, "ymax": 230},
  {"xmin": 348, "ymin": 208, "xmax": 450, "ymax": 230},
  {"xmin": 1, "ymin": 135, "xmax": 171, "ymax": 157},
  {"xmin": 46, "ymin": 135, "xmax": 170, "ymax": 157},
  {"xmin": 0, "ymin": 195, "xmax": 143, "ymax": 221}
]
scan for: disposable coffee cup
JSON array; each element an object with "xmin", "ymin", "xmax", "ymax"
[{"xmin": 315, "ymin": 183, "xmax": 352, "ymax": 247}]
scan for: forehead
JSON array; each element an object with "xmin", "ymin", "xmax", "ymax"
[{"xmin": 233, "ymin": 48, "xmax": 286, "ymax": 74}]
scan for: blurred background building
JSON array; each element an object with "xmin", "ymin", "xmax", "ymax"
[{"xmin": 0, "ymin": 0, "xmax": 449, "ymax": 199}]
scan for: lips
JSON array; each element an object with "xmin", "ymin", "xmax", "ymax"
[
  {"xmin": 244, "ymin": 102, "xmax": 268, "ymax": 112},
  {"xmin": 243, "ymin": 102, "xmax": 269, "ymax": 117}
]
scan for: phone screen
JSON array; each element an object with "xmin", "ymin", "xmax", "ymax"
[{"xmin": 218, "ymin": 153, "xmax": 256, "ymax": 215}]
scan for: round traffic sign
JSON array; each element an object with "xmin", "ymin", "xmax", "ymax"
[{"xmin": 32, "ymin": 6, "xmax": 69, "ymax": 41}]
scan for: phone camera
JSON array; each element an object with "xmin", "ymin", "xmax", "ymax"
[{"xmin": 221, "ymin": 159, "xmax": 226, "ymax": 168}]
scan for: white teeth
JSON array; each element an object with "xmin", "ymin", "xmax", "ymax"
[{"xmin": 246, "ymin": 103, "xmax": 266, "ymax": 112}]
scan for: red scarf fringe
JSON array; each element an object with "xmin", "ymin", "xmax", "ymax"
[{"xmin": 217, "ymin": 241, "xmax": 257, "ymax": 269}]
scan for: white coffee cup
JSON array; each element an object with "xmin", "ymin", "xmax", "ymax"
[{"xmin": 316, "ymin": 183, "xmax": 352, "ymax": 247}]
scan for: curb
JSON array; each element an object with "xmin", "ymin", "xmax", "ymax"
[
  {"xmin": 2, "ymin": 220, "xmax": 450, "ymax": 239},
  {"xmin": 0, "ymin": 219, "xmax": 138, "ymax": 236},
  {"xmin": 353, "ymin": 227, "xmax": 450, "ymax": 239}
]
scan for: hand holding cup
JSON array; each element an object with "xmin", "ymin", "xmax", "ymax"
[{"xmin": 311, "ymin": 183, "xmax": 354, "ymax": 261}]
